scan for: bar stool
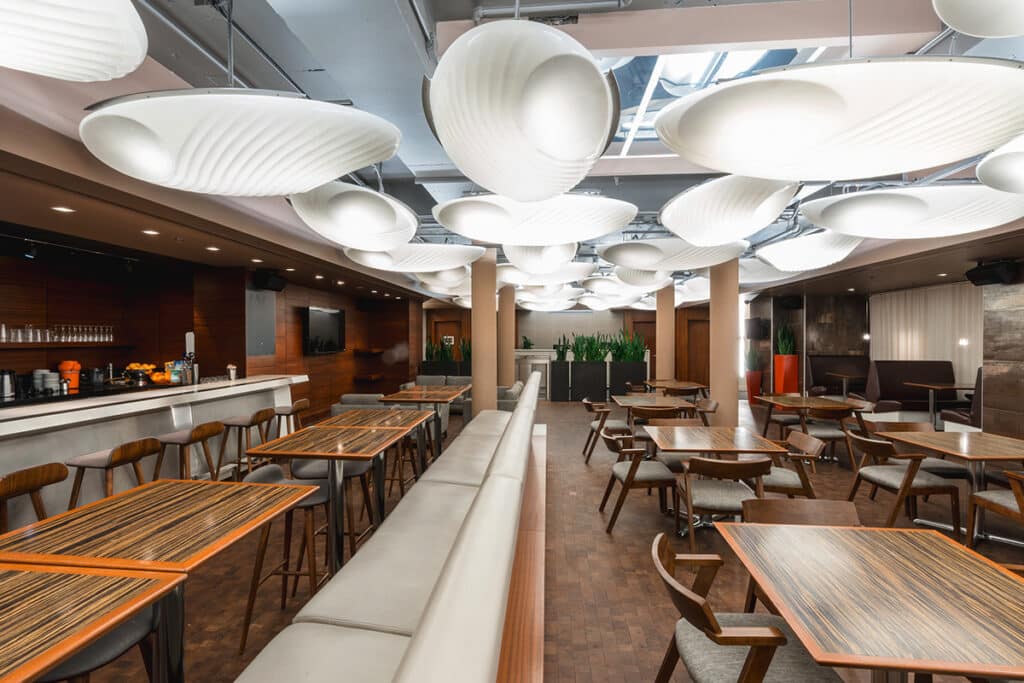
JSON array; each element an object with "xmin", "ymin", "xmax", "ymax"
[
  {"xmin": 291, "ymin": 458, "xmax": 376, "ymax": 560},
  {"xmin": 275, "ymin": 398, "xmax": 310, "ymax": 438},
  {"xmin": 239, "ymin": 464, "xmax": 326, "ymax": 654},
  {"xmin": 0, "ymin": 463, "xmax": 159, "ymax": 683},
  {"xmin": 216, "ymin": 408, "xmax": 277, "ymax": 480},
  {"xmin": 153, "ymin": 421, "xmax": 225, "ymax": 481},
  {"xmin": 66, "ymin": 437, "xmax": 161, "ymax": 509}
]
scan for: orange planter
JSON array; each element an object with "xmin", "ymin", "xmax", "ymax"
[
  {"xmin": 773, "ymin": 354, "xmax": 799, "ymax": 394},
  {"xmin": 745, "ymin": 370, "xmax": 763, "ymax": 405}
]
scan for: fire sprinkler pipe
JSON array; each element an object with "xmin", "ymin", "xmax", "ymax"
[{"xmin": 473, "ymin": 0, "xmax": 632, "ymax": 22}]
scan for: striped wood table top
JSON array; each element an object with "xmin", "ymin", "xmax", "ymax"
[
  {"xmin": 379, "ymin": 385, "xmax": 471, "ymax": 404},
  {"xmin": 717, "ymin": 523, "xmax": 1024, "ymax": 678},
  {"xmin": 878, "ymin": 430, "xmax": 1024, "ymax": 462},
  {"xmin": 248, "ymin": 425, "xmax": 408, "ymax": 460},
  {"xmin": 611, "ymin": 395, "xmax": 696, "ymax": 409},
  {"xmin": 0, "ymin": 562, "xmax": 184, "ymax": 682},
  {"xmin": 0, "ymin": 480, "xmax": 314, "ymax": 572},
  {"xmin": 644, "ymin": 426, "xmax": 786, "ymax": 454},
  {"xmin": 757, "ymin": 395, "xmax": 856, "ymax": 411},
  {"xmin": 316, "ymin": 408, "xmax": 433, "ymax": 430}
]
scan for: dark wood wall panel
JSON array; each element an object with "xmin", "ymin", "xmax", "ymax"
[
  {"xmin": 982, "ymin": 284, "xmax": 1024, "ymax": 437},
  {"xmin": 676, "ymin": 306, "xmax": 710, "ymax": 384},
  {"xmin": 193, "ymin": 267, "xmax": 246, "ymax": 379},
  {"xmin": 805, "ymin": 295, "xmax": 869, "ymax": 355},
  {"xmin": 425, "ymin": 308, "xmax": 472, "ymax": 359},
  {"xmin": 408, "ymin": 300, "xmax": 423, "ymax": 379}
]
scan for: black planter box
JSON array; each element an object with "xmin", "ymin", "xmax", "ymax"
[
  {"xmin": 571, "ymin": 361, "xmax": 607, "ymax": 401},
  {"xmin": 608, "ymin": 361, "xmax": 647, "ymax": 396},
  {"xmin": 457, "ymin": 361, "xmax": 472, "ymax": 376},
  {"xmin": 549, "ymin": 360, "xmax": 570, "ymax": 401},
  {"xmin": 419, "ymin": 361, "xmax": 459, "ymax": 376}
]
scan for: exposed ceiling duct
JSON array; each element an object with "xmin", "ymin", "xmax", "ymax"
[{"xmin": 472, "ymin": 0, "xmax": 633, "ymax": 21}]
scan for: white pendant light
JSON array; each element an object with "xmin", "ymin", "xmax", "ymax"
[
  {"xmin": 756, "ymin": 231, "xmax": 862, "ymax": 272},
  {"xmin": 614, "ymin": 267, "xmax": 674, "ymax": 290},
  {"xmin": 345, "ymin": 243, "xmax": 484, "ymax": 273},
  {"xmin": 738, "ymin": 258, "xmax": 795, "ymax": 285},
  {"xmin": 0, "ymin": 1, "xmax": 147, "ymax": 82},
  {"xmin": 517, "ymin": 286, "xmax": 584, "ymax": 303},
  {"xmin": 520, "ymin": 299, "xmax": 578, "ymax": 312},
  {"xmin": 655, "ymin": 57, "xmax": 1024, "ymax": 181},
  {"xmin": 932, "ymin": 0, "xmax": 1024, "ymax": 38},
  {"xmin": 660, "ymin": 176, "xmax": 799, "ymax": 247},
  {"xmin": 452, "ymin": 296, "xmax": 474, "ymax": 309},
  {"xmin": 502, "ymin": 243, "xmax": 578, "ymax": 274},
  {"xmin": 433, "ymin": 194, "xmax": 637, "ymax": 246},
  {"xmin": 290, "ymin": 181, "xmax": 416, "ymax": 251},
  {"xmin": 428, "ymin": 20, "xmax": 614, "ymax": 201},
  {"xmin": 582, "ymin": 275, "xmax": 647, "ymax": 297},
  {"xmin": 801, "ymin": 185, "xmax": 1024, "ymax": 239},
  {"xmin": 676, "ymin": 277, "xmax": 711, "ymax": 303},
  {"xmin": 497, "ymin": 261, "xmax": 596, "ymax": 287},
  {"xmin": 80, "ymin": 89, "xmax": 401, "ymax": 197},
  {"xmin": 417, "ymin": 267, "xmax": 470, "ymax": 291},
  {"xmin": 577, "ymin": 294, "xmax": 612, "ymax": 311},
  {"xmin": 519, "ymin": 283, "xmax": 570, "ymax": 298},
  {"xmin": 630, "ymin": 296, "xmax": 657, "ymax": 311},
  {"xmin": 427, "ymin": 280, "xmax": 473, "ymax": 298},
  {"xmin": 599, "ymin": 238, "xmax": 747, "ymax": 271},
  {"xmin": 978, "ymin": 133, "xmax": 1024, "ymax": 194}
]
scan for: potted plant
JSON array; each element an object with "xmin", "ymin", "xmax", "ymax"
[
  {"xmin": 550, "ymin": 333, "xmax": 571, "ymax": 401},
  {"xmin": 608, "ymin": 330, "xmax": 647, "ymax": 395},
  {"xmin": 520, "ymin": 335, "xmax": 534, "ymax": 349},
  {"xmin": 571, "ymin": 333, "xmax": 610, "ymax": 401},
  {"xmin": 458, "ymin": 337, "xmax": 471, "ymax": 375},
  {"xmin": 436, "ymin": 337, "xmax": 459, "ymax": 375},
  {"xmin": 420, "ymin": 339, "xmax": 441, "ymax": 375},
  {"xmin": 773, "ymin": 323, "xmax": 799, "ymax": 393},
  {"xmin": 745, "ymin": 346, "xmax": 763, "ymax": 405}
]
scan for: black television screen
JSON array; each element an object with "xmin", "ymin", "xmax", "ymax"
[{"xmin": 302, "ymin": 306, "xmax": 345, "ymax": 355}]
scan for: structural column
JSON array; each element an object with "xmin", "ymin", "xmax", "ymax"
[
  {"xmin": 709, "ymin": 258, "xmax": 740, "ymax": 426},
  {"xmin": 497, "ymin": 286, "xmax": 516, "ymax": 387},
  {"xmin": 655, "ymin": 285, "xmax": 675, "ymax": 380},
  {"xmin": 471, "ymin": 249, "xmax": 498, "ymax": 415}
]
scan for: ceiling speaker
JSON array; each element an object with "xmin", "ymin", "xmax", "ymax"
[{"xmin": 965, "ymin": 261, "xmax": 1019, "ymax": 286}]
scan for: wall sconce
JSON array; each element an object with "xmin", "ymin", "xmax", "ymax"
[
  {"xmin": 862, "ymin": 333, "xmax": 871, "ymax": 341},
  {"xmin": 958, "ymin": 338, "xmax": 969, "ymax": 347}
]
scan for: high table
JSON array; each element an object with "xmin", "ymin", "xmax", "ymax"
[
  {"xmin": 903, "ymin": 381, "xmax": 974, "ymax": 427},
  {"xmin": 379, "ymin": 385, "xmax": 471, "ymax": 461},
  {"xmin": 247, "ymin": 410, "xmax": 432, "ymax": 573},
  {"xmin": 317, "ymin": 407, "xmax": 431, "ymax": 473},
  {"xmin": 0, "ymin": 562, "xmax": 185, "ymax": 683},
  {"xmin": 717, "ymin": 523, "xmax": 1024, "ymax": 682},
  {"xmin": 878, "ymin": 430, "xmax": 1024, "ymax": 547},
  {"xmin": 0, "ymin": 480, "xmax": 312, "ymax": 682},
  {"xmin": 825, "ymin": 371, "xmax": 865, "ymax": 398},
  {"xmin": 611, "ymin": 394, "xmax": 696, "ymax": 427}
]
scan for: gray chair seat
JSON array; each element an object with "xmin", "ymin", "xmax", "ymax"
[
  {"xmin": 65, "ymin": 448, "xmax": 113, "ymax": 469},
  {"xmin": 657, "ymin": 452, "xmax": 691, "ymax": 474},
  {"xmin": 38, "ymin": 608, "xmax": 156, "ymax": 683},
  {"xmin": 769, "ymin": 414, "xmax": 802, "ymax": 425},
  {"xmin": 762, "ymin": 466, "xmax": 801, "ymax": 490},
  {"xmin": 223, "ymin": 414, "xmax": 256, "ymax": 427},
  {"xmin": 798, "ymin": 423, "xmax": 845, "ymax": 440},
  {"xmin": 891, "ymin": 456, "xmax": 971, "ymax": 479},
  {"xmin": 685, "ymin": 479, "xmax": 756, "ymax": 513},
  {"xmin": 244, "ymin": 465, "xmax": 329, "ymax": 507},
  {"xmin": 986, "ymin": 469, "xmax": 1024, "ymax": 488},
  {"xmin": 591, "ymin": 418, "xmax": 628, "ymax": 432},
  {"xmin": 859, "ymin": 465, "xmax": 948, "ymax": 490},
  {"xmin": 611, "ymin": 460, "xmax": 675, "ymax": 484},
  {"xmin": 974, "ymin": 488, "xmax": 1021, "ymax": 513},
  {"xmin": 675, "ymin": 612, "xmax": 842, "ymax": 683},
  {"xmin": 275, "ymin": 404, "xmax": 300, "ymax": 415},
  {"xmin": 291, "ymin": 458, "xmax": 372, "ymax": 480},
  {"xmin": 156, "ymin": 427, "xmax": 193, "ymax": 444}
]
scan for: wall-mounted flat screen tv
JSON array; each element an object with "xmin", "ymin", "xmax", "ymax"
[{"xmin": 302, "ymin": 306, "xmax": 345, "ymax": 355}]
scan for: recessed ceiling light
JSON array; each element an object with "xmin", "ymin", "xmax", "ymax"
[
  {"xmin": 384, "ymin": 293, "xmax": 390, "ymax": 297},
  {"xmin": 371, "ymin": 289, "xmax": 378, "ymax": 294},
  {"xmin": 285, "ymin": 267, "xmax": 296, "ymax": 272},
  {"xmin": 336, "ymin": 280, "xmax": 345, "ymax": 285},
  {"xmin": 205, "ymin": 246, "xmax": 220, "ymax": 252},
  {"xmin": 847, "ymin": 287, "xmax": 856, "ymax": 292},
  {"xmin": 51, "ymin": 206, "xmax": 75, "ymax": 213},
  {"xmin": 937, "ymin": 272, "xmax": 948, "ymax": 277},
  {"xmin": 142, "ymin": 230, "xmax": 159, "ymax": 235},
  {"xmin": 315, "ymin": 274, "xmax": 324, "ymax": 280},
  {"xmin": 395, "ymin": 296, "xmax": 402, "ymax": 300},
  {"xmin": 251, "ymin": 258, "xmax": 263, "ymax": 263}
]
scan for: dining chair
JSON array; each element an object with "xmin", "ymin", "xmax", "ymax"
[
  {"xmin": 0, "ymin": 462, "xmax": 159, "ymax": 683},
  {"xmin": 582, "ymin": 398, "xmax": 627, "ymax": 464},
  {"xmin": 217, "ymin": 407, "xmax": 278, "ymax": 479},
  {"xmin": 649, "ymin": 417, "xmax": 705, "ymax": 474},
  {"xmin": 762, "ymin": 430, "xmax": 825, "ymax": 499},
  {"xmin": 677, "ymin": 457, "xmax": 771, "ymax": 551},
  {"xmin": 624, "ymin": 381, "xmax": 647, "ymax": 394},
  {"xmin": 765, "ymin": 394, "xmax": 803, "ymax": 438},
  {"xmin": 845, "ymin": 431, "xmax": 961, "ymax": 537},
  {"xmin": 965, "ymin": 471, "xmax": 1023, "ymax": 550},
  {"xmin": 788, "ymin": 408, "xmax": 852, "ymax": 467},
  {"xmin": 861, "ymin": 420, "xmax": 972, "ymax": 482},
  {"xmin": 275, "ymin": 398, "xmax": 310, "ymax": 437},
  {"xmin": 695, "ymin": 398, "xmax": 719, "ymax": 426},
  {"xmin": 650, "ymin": 533, "xmax": 843, "ymax": 683},
  {"xmin": 665, "ymin": 386, "xmax": 701, "ymax": 400},
  {"xmin": 154, "ymin": 420, "xmax": 226, "ymax": 481},
  {"xmin": 598, "ymin": 428, "xmax": 677, "ymax": 533},
  {"xmin": 631, "ymin": 405, "xmax": 685, "ymax": 445}
]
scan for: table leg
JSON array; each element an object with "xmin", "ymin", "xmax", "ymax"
[
  {"xmin": 373, "ymin": 452, "xmax": 387, "ymax": 525},
  {"xmin": 326, "ymin": 461, "xmax": 345, "ymax": 574},
  {"xmin": 155, "ymin": 583, "xmax": 185, "ymax": 683},
  {"xmin": 841, "ymin": 377, "xmax": 849, "ymax": 398},
  {"xmin": 928, "ymin": 389, "xmax": 937, "ymax": 428},
  {"xmin": 870, "ymin": 670, "xmax": 909, "ymax": 683},
  {"xmin": 432, "ymin": 406, "xmax": 442, "ymax": 460},
  {"xmin": 416, "ymin": 423, "xmax": 428, "ymax": 475},
  {"xmin": 762, "ymin": 404, "xmax": 774, "ymax": 437}
]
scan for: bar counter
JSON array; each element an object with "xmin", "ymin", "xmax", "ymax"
[{"xmin": 0, "ymin": 374, "xmax": 308, "ymax": 530}]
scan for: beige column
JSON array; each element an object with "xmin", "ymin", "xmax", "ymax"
[
  {"xmin": 471, "ymin": 249, "xmax": 498, "ymax": 415},
  {"xmin": 497, "ymin": 286, "xmax": 516, "ymax": 386},
  {"xmin": 655, "ymin": 285, "xmax": 675, "ymax": 380},
  {"xmin": 709, "ymin": 258, "xmax": 740, "ymax": 427}
]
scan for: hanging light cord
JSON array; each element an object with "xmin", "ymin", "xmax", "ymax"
[
  {"xmin": 514, "ymin": 0, "xmax": 521, "ymax": 19},
  {"xmin": 225, "ymin": 0, "xmax": 236, "ymax": 87},
  {"xmin": 848, "ymin": 0, "xmax": 853, "ymax": 58}
]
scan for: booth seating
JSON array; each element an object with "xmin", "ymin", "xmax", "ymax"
[
  {"xmin": 806, "ymin": 354, "xmax": 870, "ymax": 396},
  {"xmin": 940, "ymin": 367, "xmax": 983, "ymax": 428},
  {"xmin": 851, "ymin": 360, "xmax": 969, "ymax": 412},
  {"xmin": 235, "ymin": 373, "xmax": 542, "ymax": 683}
]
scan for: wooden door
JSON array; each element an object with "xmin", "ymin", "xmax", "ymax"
[
  {"xmin": 687, "ymin": 319, "xmax": 710, "ymax": 384},
  {"xmin": 433, "ymin": 321, "xmax": 462, "ymax": 358},
  {"xmin": 633, "ymin": 320, "xmax": 656, "ymax": 370}
]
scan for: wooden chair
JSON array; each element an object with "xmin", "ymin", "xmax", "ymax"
[
  {"xmin": 861, "ymin": 420, "xmax": 972, "ymax": 482},
  {"xmin": 966, "ymin": 471, "xmax": 1023, "ymax": 549},
  {"xmin": 218, "ymin": 407, "xmax": 277, "ymax": 479},
  {"xmin": 66, "ymin": 437, "xmax": 160, "ymax": 509},
  {"xmin": 631, "ymin": 405, "xmax": 685, "ymax": 442},
  {"xmin": 665, "ymin": 386, "xmax": 701, "ymax": 399},
  {"xmin": 762, "ymin": 431, "xmax": 825, "ymax": 500},
  {"xmin": 275, "ymin": 398, "xmax": 310, "ymax": 437},
  {"xmin": 650, "ymin": 533, "xmax": 842, "ymax": 683},
  {"xmin": 153, "ymin": 420, "xmax": 225, "ymax": 481},
  {"xmin": 649, "ymin": 417, "xmax": 705, "ymax": 474},
  {"xmin": 624, "ymin": 381, "xmax": 647, "ymax": 394},
  {"xmin": 678, "ymin": 457, "xmax": 771, "ymax": 551},
  {"xmin": 598, "ymin": 429, "xmax": 677, "ymax": 533},
  {"xmin": 845, "ymin": 431, "xmax": 961, "ymax": 538},
  {"xmin": 0, "ymin": 462, "xmax": 69, "ymax": 533},
  {"xmin": 764, "ymin": 394, "xmax": 803, "ymax": 438},
  {"xmin": 582, "ymin": 398, "xmax": 627, "ymax": 464},
  {"xmin": 788, "ymin": 408, "xmax": 853, "ymax": 467},
  {"xmin": 695, "ymin": 398, "xmax": 719, "ymax": 426}
]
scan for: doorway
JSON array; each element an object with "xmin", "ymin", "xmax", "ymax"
[
  {"xmin": 433, "ymin": 320, "xmax": 463, "ymax": 359},
  {"xmin": 633, "ymin": 320, "xmax": 656, "ymax": 371},
  {"xmin": 687, "ymin": 319, "xmax": 710, "ymax": 385}
]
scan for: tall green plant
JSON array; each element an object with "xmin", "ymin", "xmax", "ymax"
[
  {"xmin": 572, "ymin": 333, "xmax": 610, "ymax": 362},
  {"xmin": 438, "ymin": 337, "xmax": 454, "ymax": 361},
  {"xmin": 745, "ymin": 347, "xmax": 761, "ymax": 372},
  {"xmin": 553, "ymin": 334, "xmax": 570, "ymax": 362},
  {"xmin": 425, "ymin": 340, "xmax": 438, "ymax": 362},
  {"xmin": 521, "ymin": 335, "xmax": 534, "ymax": 349},
  {"xmin": 609, "ymin": 330, "xmax": 646, "ymax": 362},
  {"xmin": 459, "ymin": 337, "xmax": 471, "ymax": 362},
  {"xmin": 776, "ymin": 324, "xmax": 796, "ymax": 355}
]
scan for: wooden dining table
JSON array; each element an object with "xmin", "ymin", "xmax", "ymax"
[
  {"xmin": 379, "ymin": 384, "xmax": 471, "ymax": 460},
  {"xmin": 717, "ymin": 523, "xmax": 1024, "ymax": 682},
  {"xmin": 0, "ymin": 562, "xmax": 185, "ymax": 683},
  {"xmin": 643, "ymin": 425, "xmax": 787, "ymax": 456},
  {"xmin": 643, "ymin": 379, "xmax": 708, "ymax": 396},
  {"xmin": 0, "ymin": 479, "xmax": 313, "ymax": 683},
  {"xmin": 611, "ymin": 394, "xmax": 696, "ymax": 426},
  {"xmin": 903, "ymin": 381, "xmax": 975, "ymax": 426},
  {"xmin": 757, "ymin": 394, "xmax": 860, "ymax": 436},
  {"xmin": 825, "ymin": 370, "xmax": 865, "ymax": 398}
]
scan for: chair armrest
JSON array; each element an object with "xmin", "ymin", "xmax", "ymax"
[
  {"xmin": 1003, "ymin": 564, "xmax": 1024, "ymax": 576},
  {"xmin": 710, "ymin": 626, "xmax": 787, "ymax": 647},
  {"xmin": 674, "ymin": 553, "xmax": 724, "ymax": 569},
  {"xmin": 887, "ymin": 451, "xmax": 926, "ymax": 460},
  {"xmin": 620, "ymin": 447, "xmax": 646, "ymax": 456},
  {"xmin": 1005, "ymin": 471, "xmax": 1024, "ymax": 484}
]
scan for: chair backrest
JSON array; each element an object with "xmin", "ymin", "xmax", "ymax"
[
  {"xmin": 968, "ymin": 366, "xmax": 983, "ymax": 427},
  {"xmin": 291, "ymin": 398, "xmax": 310, "ymax": 429},
  {"xmin": 687, "ymin": 456, "xmax": 772, "ymax": 481},
  {"xmin": 600, "ymin": 428, "xmax": 633, "ymax": 453},
  {"xmin": 807, "ymin": 407, "xmax": 851, "ymax": 421},
  {"xmin": 582, "ymin": 398, "xmax": 607, "ymax": 413},
  {"xmin": 648, "ymin": 418, "xmax": 704, "ymax": 427},
  {"xmin": 624, "ymin": 381, "xmax": 646, "ymax": 394},
  {"xmin": 665, "ymin": 386, "xmax": 700, "ymax": 397},
  {"xmin": 865, "ymin": 421, "xmax": 934, "ymax": 434},
  {"xmin": 109, "ymin": 437, "xmax": 162, "ymax": 468},
  {"xmin": 695, "ymin": 398, "xmax": 718, "ymax": 414},
  {"xmin": 190, "ymin": 421, "xmax": 225, "ymax": 443},
  {"xmin": 742, "ymin": 498, "xmax": 861, "ymax": 526},
  {"xmin": 846, "ymin": 431, "xmax": 897, "ymax": 465},
  {"xmin": 242, "ymin": 463, "xmax": 285, "ymax": 485},
  {"xmin": 651, "ymin": 533, "xmax": 721, "ymax": 634},
  {"xmin": 0, "ymin": 463, "xmax": 69, "ymax": 532},
  {"xmin": 341, "ymin": 393, "xmax": 384, "ymax": 404},
  {"xmin": 632, "ymin": 406, "xmax": 683, "ymax": 421},
  {"xmin": 784, "ymin": 430, "xmax": 826, "ymax": 458}
]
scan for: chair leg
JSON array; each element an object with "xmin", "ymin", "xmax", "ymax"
[
  {"xmin": 605, "ymin": 484, "xmax": 630, "ymax": 533},
  {"xmin": 948, "ymin": 490, "xmax": 961, "ymax": 541},
  {"xmin": 744, "ymin": 577, "xmax": 759, "ymax": 613},
  {"xmin": 846, "ymin": 475, "xmax": 863, "ymax": 501},
  {"xmin": 654, "ymin": 636, "xmax": 680, "ymax": 683},
  {"xmin": 599, "ymin": 475, "xmax": 617, "ymax": 511},
  {"xmin": 239, "ymin": 522, "xmax": 272, "ymax": 655},
  {"xmin": 585, "ymin": 429, "xmax": 600, "ymax": 464},
  {"xmin": 359, "ymin": 474, "xmax": 375, "ymax": 526},
  {"xmin": 686, "ymin": 506, "xmax": 698, "ymax": 553},
  {"xmin": 153, "ymin": 444, "xmax": 167, "ymax": 481},
  {"xmin": 68, "ymin": 468, "xmax": 85, "ymax": 509},
  {"xmin": 344, "ymin": 478, "xmax": 358, "ymax": 559},
  {"xmin": 179, "ymin": 445, "xmax": 190, "ymax": 480},
  {"xmin": 292, "ymin": 523, "xmax": 307, "ymax": 598},
  {"xmin": 304, "ymin": 507, "xmax": 318, "ymax": 596},
  {"xmin": 131, "ymin": 461, "xmax": 147, "ymax": 487},
  {"xmin": 886, "ymin": 491, "xmax": 908, "ymax": 528},
  {"xmin": 868, "ymin": 484, "xmax": 879, "ymax": 500},
  {"xmin": 138, "ymin": 633, "xmax": 155, "ymax": 682},
  {"xmin": 200, "ymin": 440, "xmax": 217, "ymax": 481},
  {"xmin": 281, "ymin": 510, "xmax": 293, "ymax": 609},
  {"xmin": 104, "ymin": 468, "xmax": 114, "ymax": 498},
  {"xmin": 966, "ymin": 500, "xmax": 978, "ymax": 549},
  {"xmin": 216, "ymin": 428, "xmax": 230, "ymax": 480},
  {"xmin": 582, "ymin": 429, "xmax": 594, "ymax": 457}
]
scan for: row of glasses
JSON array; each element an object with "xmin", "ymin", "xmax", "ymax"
[{"xmin": 0, "ymin": 324, "xmax": 114, "ymax": 344}]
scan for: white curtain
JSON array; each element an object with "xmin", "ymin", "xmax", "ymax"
[{"xmin": 869, "ymin": 282, "xmax": 982, "ymax": 384}]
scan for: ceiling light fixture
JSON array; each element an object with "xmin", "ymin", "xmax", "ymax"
[
  {"xmin": 345, "ymin": 244, "xmax": 485, "ymax": 273},
  {"xmin": 141, "ymin": 230, "xmax": 159, "ymax": 236},
  {"xmin": 80, "ymin": 89, "xmax": 401, "ymax": 197},
  {"xmin": 660, "ymin": 176, "xmax": 799, "ymax": 247},
  {"xmin": 433, "ymin": 194, "xmax": 637, "ymax": 246},
  {"xmin": 977, "ymin": 133, "xmax": 1024, "ymax": 194},
  {"xmin": 205, "ymin": 246, "xmax": 220, "ymax": 252},
  {"xmin": 0, "ymin": 1, "xmax": 147, "ymax": 82},
  {"xmin": 371, "ymin": 290, "xmax": 378, "ymax": 294},
  {"xmin": 738, "ymin": 258, "xmax": 795, "ymax": 284},
  {"xmin": 756, "ymin": 231, "xmax": 862, "ymax": 272},
  {"xmin": 290, "ymin": 181, "xmax": 417, "ymax": 251},
  {"xmin": 655, "ymin": 57, "xmax": 1024, "ymax": 181},
  {"xmin": 599, "ymin": 238, "xmax": 747, "ymax": 271},
  {"xmin": 285, "ymin": 267, "xmax": 296, "ymax": 272},
  {"xmin": 427, "ymin": 20, "xmax": 614, "ymax": 201},
  {"xmin": 251, "ymin": 258, "xmax": 263, "ymax": 263},
  {"xmin": 417, "ymin": 267, "xmax": 470, "ymax": 290},
  {"xmin": 847, "ymin": 288, "xmax": 856, "ymax": 292},
  {"xmin": 315, "ymin": 274, "xmax": 324, "ymax": 280},
  {"xmin": 497, "ymin": 261, "xmax": 596, "ymax": 287},
  {"xmin": 938, "ymin": 273, "xmax": 948, "ymax": 277},
  {"xmin": 932, "ymin": 0, "xmax": 1024, "ymax": 38},
  {"xmin": 516, "ymin": 286, "xmax": 585, "ymax": 304},
  {"xmin": 50, "ymin": 206, "xmax": 75, "ymax": 213},
  {"xmin": 613, "ymin": 267, "xmax": 674, "ymax": 290},
  {"xmin": 519, "ymin": 299, "xmax": 577, "ymax": 312},
  {"xmin": 502, "ymin": 243, "xmax": 578, "ymax": 275}
]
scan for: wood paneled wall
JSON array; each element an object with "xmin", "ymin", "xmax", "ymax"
[
  {"xmin": 193, "ymin": 267, "xmax": 247, "ymax": 378},
  {"xmin": 805, "ymin": 295, "xmax": 869, "ymax": 356},
  {"xmin": 676, "ymin": 306, "xmax": 710, "ymax": 384},
  {"xmin": 425, "ymin": 308, "xmax": 472, "ymax": 359},
  {"xmin": 982, "ymin": 284, "xmax": 1024, "ymax": 438}
]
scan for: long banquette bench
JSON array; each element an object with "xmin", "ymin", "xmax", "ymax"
[
  {"xmin": 235, "ymin": 372, "xmax": 542, "ymax": 682},
  {"xmin": 850, "ymin": 360, "xmax": 971, "ymax": 412}
]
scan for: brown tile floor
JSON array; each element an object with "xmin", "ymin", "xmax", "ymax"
[{"xmin": 91, "ymin": 401, "xmax": 1024, "ymax": 682}]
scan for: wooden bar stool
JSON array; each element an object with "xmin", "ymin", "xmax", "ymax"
[
  {"xmin": 275, "ymin": 398, "xmax": 310, "ymax": 437},
  {"xmin": 216, "ymin": 408, "xmax": 276, "ymax": 480},
  {"xmin": 153, "ymin": 421, "xmax": 225, "ymax": 481},
  {"xmin": 66, "ymin": 437, "xmax": 161, "ymax": 509},
  {"xmin": 0, "ymin": 462, "xmax": 68, "ymax": 532}
]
